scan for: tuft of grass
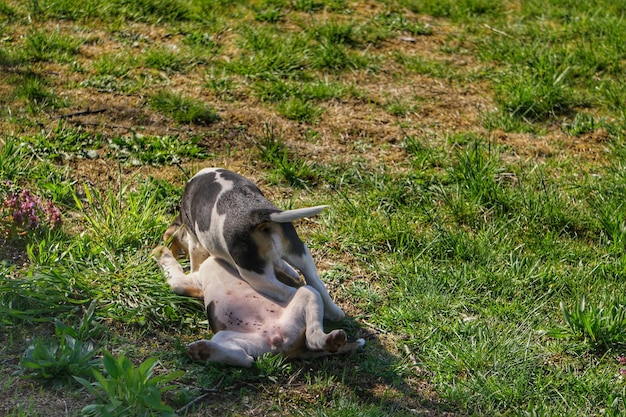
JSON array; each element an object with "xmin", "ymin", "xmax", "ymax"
[
  {"xmin": 552, "ymin": 296, "xmax": 626, "ymax": 351},
  {"xmin": 292, "ymin": 0, "xmax": 325, "ymax": 13},
  {"xmin": 400, "ymin": 0, "xmax": 505, "ymax": 20},
  {"xmin": 309, "ymin": 20, "xmax": 358, "ymax": 46},
  {"xmin": 277, "ymin": 96, "xmax": 323, "ymax": 123},
  {"xmin": 257, "ymin": 124, "xmax": 318, "ymax": 188},
  {"xmin": 228, "ymin": 26, "xmax": 310, "ymax": 78},
  {"xmin": 254, "ymin": 6, "xmax": 285, "ymax": 23},
  {"xmin": 493, "ymin": 64, "xmax": 574, "ymax": 123},
  {"xmin": 22, "ymin": 29, "xmax": 83, "ymax": 62},
  {"xmin": 148, "ymin": 90, "xmax": 220, "ymax": 125},
  {"xmin": 11, "ymin": 74, "xmax": 64, "ymax": 112},
  {"xmin": 0, "ymin": 268, "xmax": 90, "ymax": 325},
  {"xmin": 311, "ymin": 41, "xmax": 363, "ymax": 71},
  {"xmin": 394, "ymin": 53, "xmax": 456, "ymax": 79},
  {"xmin": 143, "ymin": 47, "xmax": 190, "ymax": 73}
]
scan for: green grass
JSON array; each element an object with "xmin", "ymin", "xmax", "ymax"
[
  {"xmin": 2, "ymin": 0, "xmax": 626, "ymax": 415},
  {"xmin": 148, "ymin": 90, "xmax": 220, "ymax": 125}
]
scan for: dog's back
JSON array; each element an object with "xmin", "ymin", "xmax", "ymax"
[{"xmin": 180, "ymin": 168, "xmax": 284, "ymax": 270}]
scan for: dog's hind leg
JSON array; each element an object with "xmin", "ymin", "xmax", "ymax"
[
  {"xmin": 284, "ymin": 247, "xmax": 345, "ymax": 321},
  {"xmin": 162, "ymin": 215, "xmax": 209, "ymax": 272},
  {"xmin": 186, "ymin": 338, "xmax": 254, "ymax": 367},
  {"xmin": 279, "ymin": 285, "xmax": 346, "ymax": 352},
  {"xmin": 296, "ymin": 339, "xmax": 366, "ymax": 360}
]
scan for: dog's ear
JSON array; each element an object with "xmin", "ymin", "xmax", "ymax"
[{"xmin": 268, "ymin": 205, "xmax": 328, "ymax": 223}]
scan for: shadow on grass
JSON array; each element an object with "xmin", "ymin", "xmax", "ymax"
[{"xmin": 170, "ymin": 315, "xmax": 454, "ymax": 416}]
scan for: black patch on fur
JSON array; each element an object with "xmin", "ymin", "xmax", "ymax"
[
  {"xmin": 213, "ymin": 170, "xmax": 281, "ymax": 275},
  {"xmin": 207, "ymin": 301, "xmax": 226, "ymax": 333}
]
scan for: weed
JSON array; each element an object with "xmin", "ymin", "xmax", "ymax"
[
  {"xmin": 75, "ymin": 351, "xmax": 183, "ymax": 416},
  {"xmin": 18, "ymin": 301, "xmax": 100, "ymax": 382},
  {"xmin": 81, "ymin": 74, "xmax": 143, "ymax": 94},
  {"xmin": 1, "ymin": 183, "xmax": 62, "ymax": 237},
  {"xmin": 21, "ymin": 125, "xmax": 103, "ymax": 162}
]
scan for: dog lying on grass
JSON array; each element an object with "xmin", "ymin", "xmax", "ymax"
[
  {"xmin": 164, "ymin": 167, "xmax": 345, "ymax": 321},
  {"xmin": 153, "ymin": 245, "xmax": 364, "ymax": 367}
]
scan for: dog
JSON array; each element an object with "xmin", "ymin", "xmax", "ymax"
[
  {"xmin": 164, "ymin": 167, "xmax": 345, "ymax": 321},
  {"xmin": 153, "ymin": 245, "xmax": 364, "ymax": 367}
]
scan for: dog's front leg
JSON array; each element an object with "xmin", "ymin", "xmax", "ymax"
[
  {"xmin": 237, "ymin": 267, "xmax": 297, "ymax": 302},
  {"xmin": 152, "ymin": 246, "xmax": 204, "ymax": 300}
]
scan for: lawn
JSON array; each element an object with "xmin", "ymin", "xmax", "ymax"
[{"xmin": 1, "ymin": 0, "xmax": 626, "ymax": 415}]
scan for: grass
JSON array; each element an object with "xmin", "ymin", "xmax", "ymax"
[
  {"xmin": 148, "ymin": 90, "xmax": 220, "ymax": 125},
  {"xmin": 1, "ymin": 0, "xmax": 626, "ymax": 416}
]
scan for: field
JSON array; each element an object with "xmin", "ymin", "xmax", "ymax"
[{"xmin": 1, "ymin": 0, "xmax": 626, "ymax": 415}]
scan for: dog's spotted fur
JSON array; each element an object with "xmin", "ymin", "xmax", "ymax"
[{"xmin": 166, "ymin": 168, "xmax": 344, "ymax": 321}]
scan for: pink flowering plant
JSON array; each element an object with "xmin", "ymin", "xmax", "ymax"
[
  {"xmin": 619, "ymin": 356, "xmax": 626, "ymax": 379},
  {"xmin": 1, "ymin": 181, "xmax": 62, "ymax": 238}
]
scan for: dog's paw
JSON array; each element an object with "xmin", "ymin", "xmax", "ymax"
[
  {"xmin": 187, "ymin": 340, "xmax": 214, "ymax": 361},
  {"xmin": 324, "ymin": 329, "xmax": 347, "ymax": 353},
  {"xmin": 151, "ymin": 246, "xmax": 171, "ymax": 259}
]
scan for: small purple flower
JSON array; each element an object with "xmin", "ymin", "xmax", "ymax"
[
  {"xmin": 2, "ymin": 187, "xmax": 61, "ymax": 232},
  {"xmin": 618, "ymin": 356, "xmax": 626, "ymax": 365}
]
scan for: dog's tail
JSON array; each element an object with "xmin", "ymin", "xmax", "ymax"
[{"xmin": 266, "ymin": 205, "xmax": 328, "ymax": 223}]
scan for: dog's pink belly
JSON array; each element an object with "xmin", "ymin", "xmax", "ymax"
[{"xmin": 210, "ymin": 293, "xmax": 284, "ymax": 333}]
